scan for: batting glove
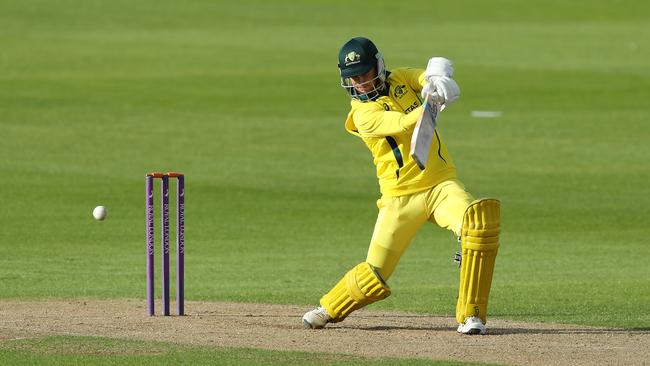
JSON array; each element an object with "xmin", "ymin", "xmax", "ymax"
[
  {"xmin": 421, "ymin": 76, "xmax": 460, "ymax": 108},
  {"xmin": 424, "ymin": 57, "xmax": 454, "ymax": 81}
]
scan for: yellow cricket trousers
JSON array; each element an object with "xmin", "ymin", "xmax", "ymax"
[{"xmin": 366, "ymin": 179, "xmax": 473, "ymax": 280}]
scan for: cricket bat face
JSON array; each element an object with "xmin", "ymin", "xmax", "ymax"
[{"xmin": 409, "ymin": 94, "xmax": 439, "ymax": 170}]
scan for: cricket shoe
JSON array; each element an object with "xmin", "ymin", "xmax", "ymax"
[
  {"xmin": 457, "ymin": 316, "xmax": 486, "ymax": 335},
  {"xmin": 302, "ymin": 306, "xmax": 330, "ymax": 329}
]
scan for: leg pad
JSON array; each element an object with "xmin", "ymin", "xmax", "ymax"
[
  {"xmin": 456, "ymin": 199, "xmax": 500, "ymax": 324},
  {"xmin": 321, "ymin": 262, "xmax": 391, "ymax": 322}
]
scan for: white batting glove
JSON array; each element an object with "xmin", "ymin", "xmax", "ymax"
[
  {"xmin": 421, "ymin": 82, "xmax": 442, "ymax": 102},
  {"xmin": 421, "ymin": 76, "xmax": 461, "ymax": 108},
  {"xmin": 424, "ymin": 57, "xmax": 454, "ymax": 81}
]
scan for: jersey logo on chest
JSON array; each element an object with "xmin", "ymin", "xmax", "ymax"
[{"xmin": 393, "ymin": 84, "xmax": 407, "ymax": 99}]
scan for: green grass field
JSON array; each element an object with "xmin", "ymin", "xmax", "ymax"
[
  {"xmin": 1, "ymin": 0, "xmax": 649, "ymax": 364},
  {"xmin": 0, "ymin": 336, "xmax": 489, "ymax": 366}
]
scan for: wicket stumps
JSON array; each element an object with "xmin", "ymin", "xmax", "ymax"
[{"xmin": 146, "ymin": 172, "xmax": 185, "ymax": 316}]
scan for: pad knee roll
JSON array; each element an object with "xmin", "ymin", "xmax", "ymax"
[
  {"xmin": 320, "ymin": 262, "xmax": 391, "ymax": 323},
  {"xmin": 456, "ymin": 199, "xmax": 500, "ymax": 324}
]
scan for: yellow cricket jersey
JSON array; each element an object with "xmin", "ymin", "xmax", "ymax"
[{"xmin": 344, "ymin": 67, "xmax": 457, "ymax": 197}]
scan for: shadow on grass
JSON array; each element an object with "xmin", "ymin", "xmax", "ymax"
[
  {"xmin": 209, "ymin": 312, "xmax": 650, "ymax": 334},
  {"xmin": 345, "ymin": 325, "xmax": 650, "ymax": 335},
  {"xmin": 489, "ymin": 327, "xmax": 650, "ymax": 335},
  {"xmin": 325, "ymin": 314, "xmax": 650, "ymax": 335}
]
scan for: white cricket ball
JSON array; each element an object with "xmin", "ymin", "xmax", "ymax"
[{"xmin": 93, "ymin": 206, "xmax": 107, "ymax": 221}]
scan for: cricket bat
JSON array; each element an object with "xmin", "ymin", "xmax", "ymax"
[{"xmin": 410, "ymin": 93, "xmax": 440, "ymax": 170}]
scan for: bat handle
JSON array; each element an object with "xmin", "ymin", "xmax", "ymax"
[{"xmin": 430, "ymin": 92, "xmax": 445, "ymax": 105}]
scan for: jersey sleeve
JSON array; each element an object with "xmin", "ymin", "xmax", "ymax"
[
  {"xmin": 353, "ymin": 103, "xmax": 423, "ymax": 137},
  {"xmin": 400, "ymin": 68, "xmax": 427, "ymax": 93}
]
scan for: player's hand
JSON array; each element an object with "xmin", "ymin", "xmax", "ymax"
[
  {"xmin": 421, "ymin": 76, "xmax": 460, "ymax": 107},
  {"xmin": 421, "ymin": 82, "xmax": 442, "ymax": 102},
  {"xmin": 424, "ymin": 57, "xmax": 454, "ymax": 81}
]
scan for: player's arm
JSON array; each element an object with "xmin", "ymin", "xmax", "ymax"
[{"xmin": 353, "ymin": 104, "xmax": 424, "ymax": 137}]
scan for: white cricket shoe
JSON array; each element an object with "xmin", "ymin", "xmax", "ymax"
[
  {"xmin": 302, "ymin": 306, "xmax": 330, "ymax": 329},
  {"xmin": 457, "ymin": 316, "xmax": 486, "ymax": 335}
]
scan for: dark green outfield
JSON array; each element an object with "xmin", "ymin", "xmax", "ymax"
[
  {"xmin": 0, "ymin": 336, "xmax": 494, "ymax": 366},
  {"xmin": 1, "ymin": 0, "xmax": 649, "ymax": 343}
]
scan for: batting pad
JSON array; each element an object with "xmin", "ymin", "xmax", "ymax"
[
  {"xmin": 456, "ymin": 199, "xmax": 500, "ymax": 324},
  {"xmin": 321, "ymin": 262, "xmax": 391, "ymax": 323}
]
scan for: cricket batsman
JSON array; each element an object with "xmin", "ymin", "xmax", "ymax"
[{"xmin": 302, "ymin": 37, "xmax": 501, "ymax": 335}]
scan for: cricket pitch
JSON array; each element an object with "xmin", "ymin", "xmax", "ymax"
[{"xmin": 1, "ymin": 299, "xmax": 648, "ymax": 365}]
